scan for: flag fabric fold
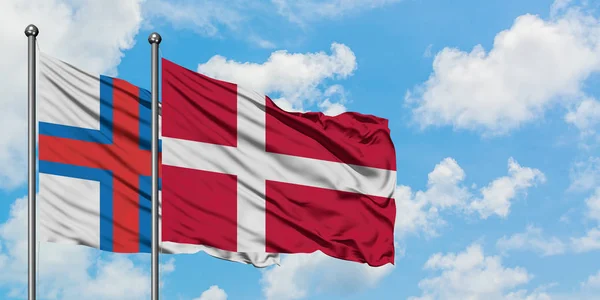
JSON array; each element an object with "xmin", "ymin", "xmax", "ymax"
[
  {"xmin": 37, "ymin": 52, "xmax": 279, "ymax": 267},
  {"xmin": 161, "ymin": 58, "xmax": 397, "ymax": 267}
]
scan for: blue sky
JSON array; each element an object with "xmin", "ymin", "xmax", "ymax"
[{"xmin": 1, "ymin": 0, "xmax": 600, "ymax": 299}]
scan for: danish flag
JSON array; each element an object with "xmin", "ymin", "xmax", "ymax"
[{"xmin": 161, "ymin": 59, "xmax": 397, "ymax": 266}]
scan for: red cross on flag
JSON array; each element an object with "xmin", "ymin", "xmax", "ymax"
[{"xmin": 161, "ymin": 59, "xmax": 397, "ymax": 266}]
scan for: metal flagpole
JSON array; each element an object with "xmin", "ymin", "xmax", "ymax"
[
  {"xmin": 25, "ymin": 24, "xmax": 40, "ymax": 300},
  {"xmin": 25, "ymin": 24, "xmax": 39, "ymax": 300},
  {"xmin": 149, "ymin": 32, "xmax": 162, "ymax": 300}
]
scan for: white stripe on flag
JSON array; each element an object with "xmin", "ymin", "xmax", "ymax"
[
  {"xmin": 39, "ymin": 173, "xmax": 102, "ymax": 248},
  {"xmin": 39, "ymin": 53, "xmax": 102, "ymax": 129}
]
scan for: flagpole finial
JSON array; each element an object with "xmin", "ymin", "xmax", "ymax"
[
  {"xmin": 148, "ymin": 32, "xmax": 162, "ymax": 44},
  {"xmin": 24, "ymin": 24, "xmax": 39, "ymax": 37}
]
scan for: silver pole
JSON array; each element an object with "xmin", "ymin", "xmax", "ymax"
[
  {"xmin": 148, "ymin": 32, "xmax": 162, "ymax": 300},
  {"xmin": 24, "ymin": 24, "xmax": 39, "ymax": 300}
]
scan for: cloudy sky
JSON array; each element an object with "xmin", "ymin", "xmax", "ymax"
[{"xmin": 1, "ymin": 0, "xmax": 600, "ymax": 299}]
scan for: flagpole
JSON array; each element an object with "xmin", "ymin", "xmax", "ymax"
[
  {"xmin": 149, "ymin": 32, "xmax": 162, "ymax": 300},
  {"xmin": 25, "ymin": 24, "xmax": 39, "ymax": 300}
]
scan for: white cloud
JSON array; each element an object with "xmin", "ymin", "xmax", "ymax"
[
  {"xmin": 0, "ymin": 0, "xmax": 144, "ymax": 189},
  {"xmin": 581, "ymin": 270, "xmax": 600, "ymax": 290},
  {"xmin": 197, "ymin": 43, "xmax": 356, "ymax": 112},
  {"xmin": 526, "ymin": 270, "xmax": 600, "ymax": 300},
  {"xmin": 260, "ymin": 251, "xmax": 394, "ymax": 300},
  {"xmin": 569, "ymin": 156, "xmax": 600, "ymax": 192},
  {"xmin": 0, "ymin": 196, "xmax": 164, "ymax": 299},
  {"xmin": 394, "ymin": 158, "xmax": 469, "ymax": 238},
  {"xmin": 248, "ymin": 35, "xmax": 277, "ymax": 49},
  {"xmin": 422, "ymin": 157, "xmax": 471, "ymax": 208},
  {"xmin": 423, "ymin": 44, "xmax": 434, "ymax": 58},
  {"xmin": 394, "ymin": 185, "xmax": 445, "ymax": 238},
  {"xmin": 144, "ymin": 0, "xmax": 400, "ymax": 46},
  {"xmin": 194, "ymin": 285, "xmax": 228, "ymax": 300},
  {"xmin": 571, "ymin": 228, "xmax": 600, "ymax": 253},
  {"xmin": 504, "ymin": 289, "xmax": 553, "ymax": 300},
  {"xmin": 537, "ymin": 270, "xmax": 600, "ymax": 300},
  {"xmin": 496, "ymin": 225, "xmax": 566, "ymax": 256},
  {"xmin": 410, "ymin": 242, "xmax": 600, "ymax": 300},
  {"xmin": 495, "ymin": 186, "xmax": 600, "ymax": 256},
  {"xmin": 73, "ymin": 256, "xmax": 150, "ymax": 299},
  {"xmin": 143, "ymin": 0, "xmax": 245, "ymax": 37},
  {"xmin": 409, "ymin": 243, "xmax": 544, "ymax": 300},
  {"xmin": 318, "ymin": 100, "xmax": 347, "ymax": 116},
  {"xmin": 406, "ymin": 5, "xmax": 600, "ymax": 135},
  {"xmin": 565, "ymin": 97, "xmax": 600, "ymax": 147},
  {"xmin": 272, "ymin": 99, "xmax": 305, "ymax": 113},
  {"xmin": 571, "ymin": 188, "xmax": 600, "ymax": 253},
  {"xmin": 158, "ymin": 257, "xmax": 176, "ymax": 288},
  {"xmin": 585, "ymin": 188, "xmax": 600, "ymax": 222},
  {"xmin": 396, "ymin": 157, "xmax": 545, "ymax": 238},
  {"xmin": 143, "ymin": 0, "xmax": 282, "ymax": 48},
  {"xmin": 565, "ymin": 98, "xmax": 600, "ymax": 136},
  {"xmin": 160, "ymin": 257, "xmax": 176, "ymax": 273},
  {"xmin": 551, "ymin": 0, "xmax": 574, "ymax": 17},
  {"xmin": 272, "ymin": 0, "xmax": 402, "ymax": 24},
  {"xmin": 469, "ymin": 158, "xmax": 546, "ymax": 219},
  {"xmin": 317, "ymin": 84, "xmax": 348, "ymax": 116}
]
